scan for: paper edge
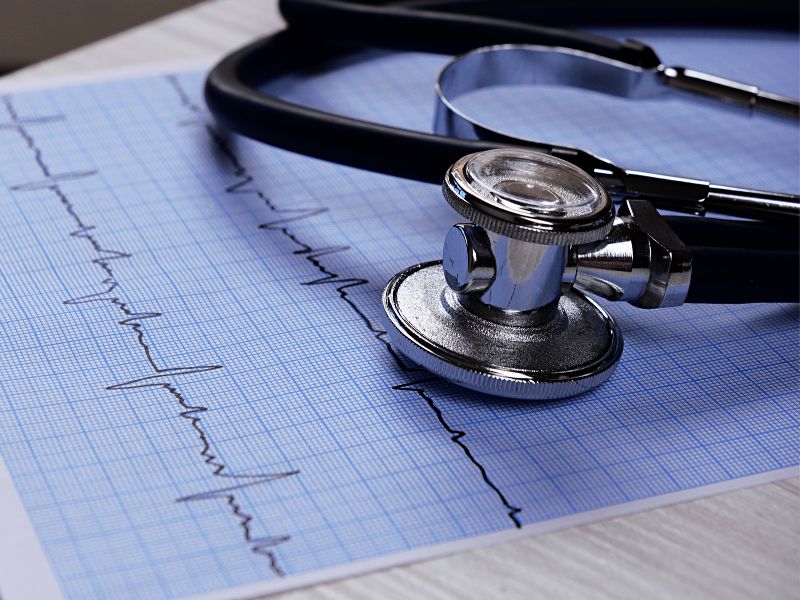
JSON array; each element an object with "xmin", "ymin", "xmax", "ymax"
[
  {"xmin": 185, "ymin": 466, "xmax": 798, "ymax": 600},
  {"xmin": 0, "ymin": 58, "xmax": 215, "ymax": 94},
  {"xmin": 0, "ymin": 457, "xmax": 64, "ymax": 600}
]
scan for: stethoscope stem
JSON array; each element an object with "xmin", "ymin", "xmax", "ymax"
[
  {"xmin": 704, "ymin": 185, "xmax": 800, "ymax": 221},
  {"xmin": 660, "ymin": 66, "xmax": 800, "ymax": 121},
  {"xmin": 617, "ymin": 171, "xmax": 800, "ymax": 221}
]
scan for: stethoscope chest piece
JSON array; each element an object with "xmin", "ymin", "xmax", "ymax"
[
  {"xmin": 383, "ymin": 149, "xmax": 624, "ymax": 400},
  {"xmin": 383, "ymin": 262, "xmax": 623, "ymax": 400}
]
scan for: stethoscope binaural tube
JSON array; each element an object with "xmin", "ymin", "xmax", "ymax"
[{"xmin": 204, "ymin": 0, "xmax": 800, "ymax": 305}]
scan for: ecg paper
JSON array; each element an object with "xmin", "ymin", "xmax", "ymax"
[{"xmin": 0, "ymin": 29, "xmax": 798, "ymax": 600}]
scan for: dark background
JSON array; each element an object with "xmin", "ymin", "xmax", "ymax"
[
  {"xmin": 3, "ymin": 0, "xmax": 798, "ymax": 76},
  {"xmin": 1, "ymin": 0, "xmax": 201, "ymax": 74}
]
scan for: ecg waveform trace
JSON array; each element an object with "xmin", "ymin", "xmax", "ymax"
[
  {"xmin": 1, "ymin": 94, "xmax": 300, "ymax": 579},
  {"xmin": 166, "ymin": 75, "xmax": 524, "ymax": 529}
]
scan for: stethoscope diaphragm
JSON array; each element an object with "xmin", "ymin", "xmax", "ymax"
[{"xmin": 383, "ymin": 261, "xmax": 623, "ymax": 400}]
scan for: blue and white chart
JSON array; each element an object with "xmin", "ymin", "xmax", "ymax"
[{"xmin": 0, "ymin": 29, "xmax": 798, "ymax": 599}]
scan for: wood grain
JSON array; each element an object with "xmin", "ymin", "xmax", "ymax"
[{"xmin": 4, "ymin": 2, "xmax": 798, "ymax": 597}]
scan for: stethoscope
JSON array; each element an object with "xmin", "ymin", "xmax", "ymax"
[{"xmin": 206, "ymin": 0, "xmax": 800, "ymax": 400}]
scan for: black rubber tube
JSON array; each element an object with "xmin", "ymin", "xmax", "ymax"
[
  {"xmin": 686, "ymin": 247, "xmax": 799, "ymax": 303},
  {"xmin": 666, "ymin": 217, "xmax": 799, "ymax": 251},
  {"xmin": 326, "ymin": 0, "xmax": 799, "ymax": 30},
  {"xmin": 278, "ymin": 0, "xmax": 660, "ymax": 66},
  {"xmin": 205, "ymin": 32, "xmax": 534, "ymax": 184}
]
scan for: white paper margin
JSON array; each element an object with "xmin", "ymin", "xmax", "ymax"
[
  {"xmin": 0, "ymin": 457, "xmax": 64, "ymax": 600},
  {"xmin": 186, "ymin": 466, "xmax": 798, "ymax": 600}
]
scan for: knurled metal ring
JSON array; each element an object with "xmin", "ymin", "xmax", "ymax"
[{"xmin": 443, "ymin": 151, "xmax": 615, "ymax": 246}]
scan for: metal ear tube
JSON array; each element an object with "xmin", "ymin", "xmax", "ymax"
[{"xmin": 382, "ymin": 149, "xmax": 693, "ymax": 400}]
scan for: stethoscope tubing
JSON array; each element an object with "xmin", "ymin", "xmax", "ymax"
[{"xmin": 204, "ymin": 0, "xmax": 800, "ymax": 304}]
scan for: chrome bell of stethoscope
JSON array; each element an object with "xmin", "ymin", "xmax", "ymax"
[{"xmin": 383, "ymin": 148, "xmax": 693, "ymax": 400}]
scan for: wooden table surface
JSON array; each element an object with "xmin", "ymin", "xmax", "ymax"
[{"xmin": 4, "ymin": 1, "xmax": 798, "ymax": 598}]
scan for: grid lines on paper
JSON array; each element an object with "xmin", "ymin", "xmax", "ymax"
[{"xmin": 0, "ymin": 28, "xmax": 797, "ymax": 600}]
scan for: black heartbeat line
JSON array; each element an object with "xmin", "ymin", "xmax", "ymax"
[
  {"xmin": 166, "ymin": 75, "xmax": 523, "ymax": 529},
  {"xmin": 1, "ymin": 95, "xmax": 296, "ymax": 578}
]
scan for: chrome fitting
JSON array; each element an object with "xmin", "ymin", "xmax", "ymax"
[
  {"xmin": 564, "ymin": 199, "xmax": 692, "ymax": 308},
  {"xmin": 441, "ymin": 149, "xmax": 614, "ymax": 321}
]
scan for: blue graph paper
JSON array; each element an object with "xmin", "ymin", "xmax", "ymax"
[{"xmin": 0, "ymin": 28, "xmax": 798, "ymax": 599}]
